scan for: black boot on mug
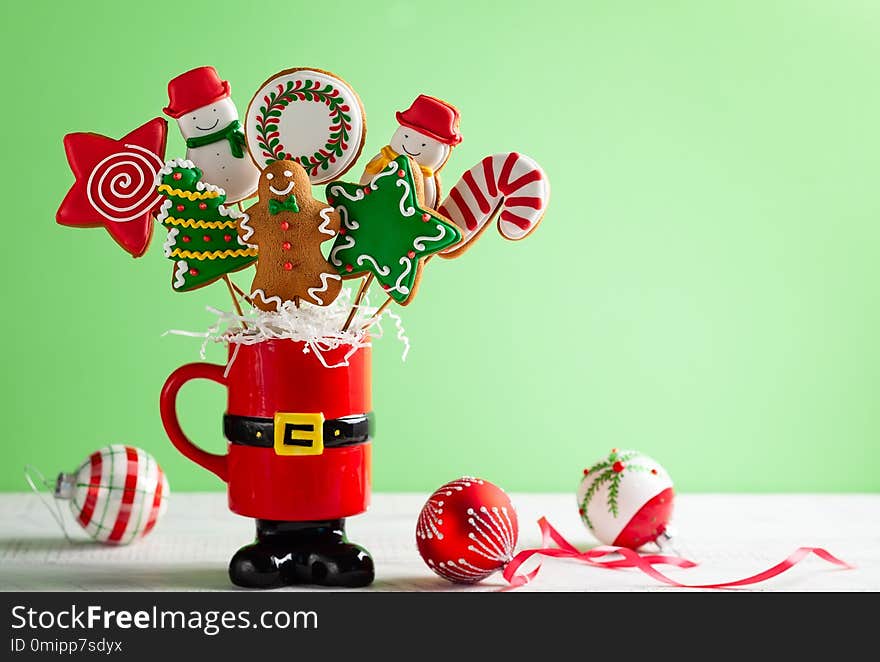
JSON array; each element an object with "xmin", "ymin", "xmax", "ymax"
[{"xmin": 228, "ymin": 518, "xmax": 374, "ymax": 589}]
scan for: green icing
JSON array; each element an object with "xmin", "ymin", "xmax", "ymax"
[
  {"xmin": 185, "ymin": 120, "xmax": 246, "ymax": 158},
  {"xmin": 325, "ymin": 155, "xmax": 462, "ymax": 304},
  {"xmin": 269, "ymin": 194, "xmax": 300, "ymax": 215},
  {"xmin": 155, "ymin": 163, "xmax": 257, "ymax": 293},
  {"xmin": 160, "ymin": 165, "xmax": 203, "ymax": 190}
]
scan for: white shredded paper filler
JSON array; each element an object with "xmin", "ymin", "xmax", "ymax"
[{"xmin": 164, "ymin": 289, "xmax": 410, "ymax": 369}]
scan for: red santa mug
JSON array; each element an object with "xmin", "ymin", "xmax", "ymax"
[{"xmin": 159, "ymin": 340, "xmax": 372, "ymax": 521}]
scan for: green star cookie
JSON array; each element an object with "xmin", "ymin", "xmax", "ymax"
[{"xmin": 326, "ymin": 155, "xmax": 462, "ymax": 305}]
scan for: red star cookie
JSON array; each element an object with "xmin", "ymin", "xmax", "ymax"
[{"xmin": 57, "ymin": 118, "xmax": 168, "ymax": 257}]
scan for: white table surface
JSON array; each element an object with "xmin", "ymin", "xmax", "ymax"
[{"xmin": 0, "ymin": 493, "xmax": 876, "ymax": 591}]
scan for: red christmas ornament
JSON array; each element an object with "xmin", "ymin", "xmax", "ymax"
[{"xmin": 416, "ymin": 477, "xmax": 518, "ymax": 583}]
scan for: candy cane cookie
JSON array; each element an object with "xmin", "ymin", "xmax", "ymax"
[{"xmin": 438, "ymin": 152, "xmax": 549, "ymax": 258}]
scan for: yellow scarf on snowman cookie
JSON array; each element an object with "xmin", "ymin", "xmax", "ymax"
[{"xmin": 364, "ymin": 145, "xmax": 434, "ymax": 178}]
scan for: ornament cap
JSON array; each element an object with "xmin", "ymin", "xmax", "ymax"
[
  {"xmin": 653, "ymin": 526, "xmax": 679, "ymax": 556},
  {"xmin": 54, "ymin": 472, "xmax": 76, "ymax": 500}
]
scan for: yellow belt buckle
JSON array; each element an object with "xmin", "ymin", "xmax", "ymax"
[{"xmin": 273, "ymin": 412, "xmax": 325, "ymax": 456}]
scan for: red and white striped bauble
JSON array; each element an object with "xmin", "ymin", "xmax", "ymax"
[
  {"xmin": 438, "ymin": 152, "xmax": 550, "ymax": 258},
  {"xmin": 416, "ymin": 477, "xmax": 518, "ymax": 583},
  {"xmin": 55, "ymin": 445, "xmax": 169, "ymax": 545}
]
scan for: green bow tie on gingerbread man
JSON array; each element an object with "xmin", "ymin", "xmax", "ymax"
[
  {"xmin": 326, "ymin": 155, "xmax": 462, "ymax": 305},
  {"xmin": 268, "ymin": 194, "xmax": 300, "ymax": 215}
]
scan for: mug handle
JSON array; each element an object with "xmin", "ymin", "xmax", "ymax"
[{"xmin": 160, "ymin": 363, "xmax": 229, "ymax": 482}]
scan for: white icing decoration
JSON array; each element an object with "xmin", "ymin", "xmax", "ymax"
[
  {"xmin": 283, "ymin": 170, "xmax": 292, "ymax": 177},
  {"xmin": 329, "ymin": 235, "xmax": 355, "ymax": 266},
  {"xmin": 266, "ymin": 173, "xmax": 274, "ymax": 180},
  {"xmin": 250, "ymin": 288, "xmax": 284, "ymax": 311},
  {"xmin": 86, "ymin": 144, "xmax": 164, "ymax": 223},
  {"xmin": 238, "ymin": 212, "xmax": 255, "ymax": 242},
  {"xmin": 385, "ymin": 256, "xmax": 412, "ymax": 296},
  {"xmin": 245, "ymin": 69, "xmax": 365, "ymax": 184},
  {"xmin": 306, "ymin": 272, "xmax": 342, "ymax": 304},
  {"xmin": 173, "ymin": 261, "xmax": 188, "ymax": 289},
  {"xmin": 268, "ymin": 181, "xmax": 294, "ymax": 196},
  {"xmin": 395, "ymin": 177, "xmax": 415, "ymax": 217},
  {"xmin": 412, "ymin": 224, "xmax": 447, "ymax": 251},
  {"xmin": 328, "ymin": 184, "xmax": 365, "ymax": 203},
  {"xmin": 369, "ymin": 160, "xmax": 400, "ymax": 189},
  {"xmin": 158, "ymin": 158, "xmax": 196, "ymax": 176},
  {"xmin": 218, "ymin": 204, "xmax": 243, "ymax": 219},
  {"xmin": 355, "ymin": 254, "xmax": 391, "ymax": 276},
  {"xmin": 318, "ymin": 207, "xmax": 336, "ymax": 236},
  {"xmin": 337, "ymin": 206, "xmax": 358, "ymax": 231},
  {"xmin": 154, "ymin": 198, "xmax": 173, "ymax": 224},
  {"xmin": 195, "ymin": 180, "xmax": 223, "ymax": 194},
  {"xmin": 162, "ymin": 227, "xmax": 179, "ymax": 257}
]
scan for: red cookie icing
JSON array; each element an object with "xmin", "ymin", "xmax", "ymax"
[{"xmin": 56, "ymin": 118, "xmax": 168, "ymax": 258}]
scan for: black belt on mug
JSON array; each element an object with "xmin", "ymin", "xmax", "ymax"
[{"xmin": 224, "ymin": 412, "xmax": 374, "ymax": 457}]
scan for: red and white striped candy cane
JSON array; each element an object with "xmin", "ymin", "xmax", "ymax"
[{"xmin": 438, "ymin": 152, "xmax": 550, "ymax": 258}]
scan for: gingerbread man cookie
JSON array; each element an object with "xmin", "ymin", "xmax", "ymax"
[{"xmin": 240, "ymin": 160, "xmax": 342, "ymax": 310}]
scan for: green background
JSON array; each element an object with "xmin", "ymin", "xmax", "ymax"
[{"xmin": 2, "ymin": 0, "xmax": 878, "ymax": 493}]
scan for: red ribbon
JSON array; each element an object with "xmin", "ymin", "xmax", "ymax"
[{"xmin": 503, "ymin": 517, "xmax": 854, "ymax": 589}]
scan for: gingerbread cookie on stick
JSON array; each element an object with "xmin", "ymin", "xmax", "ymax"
[
  {"xmin": 56, "ymin": 118, "xmax": 168, "ymax": 257},
  {"xmin": 155, "ymin": 159, "xmax": 257, "ymax": 292},
  {"xmin": 164, "ymin": 67, "xmax": 259, "ymax": 204},
  {"xmin": 245, "ymin": 68, "xmax": 366, "ymax": 184},
  {"xmin": 240, "ymin": 161, "xmax": 342, "ymax": 310},
  {"xmin": 438, "ymin": 152, "xmax": 550, "ymax": 258},
  {"xmin": 360, "ymin": 95, "xmax": 461, "ymax": 210},
  {"xmin": 327, "ymin": 154, "xmax": 462, "ymax": 306}
]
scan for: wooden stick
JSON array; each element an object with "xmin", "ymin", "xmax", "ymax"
[
  {"xmin": 231, "ymin": 201, "xmax": 255, "ymax": 323},
  {"xmin": 229, "ymin": 280, "xmax": 249, "ymax": 300},
  {"xmin": 341, "ymin": 274, "xmax": 375, "ymax": 333},
  {"xmin": 360, "ymin": 296, "xmax": 393, "ymax": 332},
  {"xmin": 222, "ymin": 275, "xmax": 248, "ymax": 329}
]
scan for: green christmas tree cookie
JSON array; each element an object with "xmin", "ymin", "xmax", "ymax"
[
  {"xmin": 325, "ymin": 155, "xmax": 462, "ymax": 305},
  {"xmin": 155, "ymin": 160, "xmax": 257, "ymax": 292}
]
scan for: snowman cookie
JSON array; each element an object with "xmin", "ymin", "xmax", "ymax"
[
  {"xmin": 240, "ymin": 160, "xmax": 342, "ymax": 310},
  {"xmin": 360, "ymin": 95, "xmax": 462, "ymax": 209},
  {"xmin": 164, "ymin": 66, "xmax": 260, "ymax": 203}
]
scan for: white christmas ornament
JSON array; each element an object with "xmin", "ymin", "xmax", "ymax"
[{"xmin": 576, "ymin": 449, "xmax": 674, "ymax": 549}]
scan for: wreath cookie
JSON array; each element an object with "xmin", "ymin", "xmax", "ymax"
[{"xmin": 244, "ymin": 68, "xmax": 366, "ymax": 185}]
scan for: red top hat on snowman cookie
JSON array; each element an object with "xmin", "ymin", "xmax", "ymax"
[
  {"xmin": 163, "ymin": 66, "xmax": 231, "ymax": 118},
  {"xmin": 396, "ymin": 95, "xmax": 463, "ymax": 146}
]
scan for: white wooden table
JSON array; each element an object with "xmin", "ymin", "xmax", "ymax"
[{"xmin": 0, "ymin": 493, "xmax": 876, "ymax": 591}]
